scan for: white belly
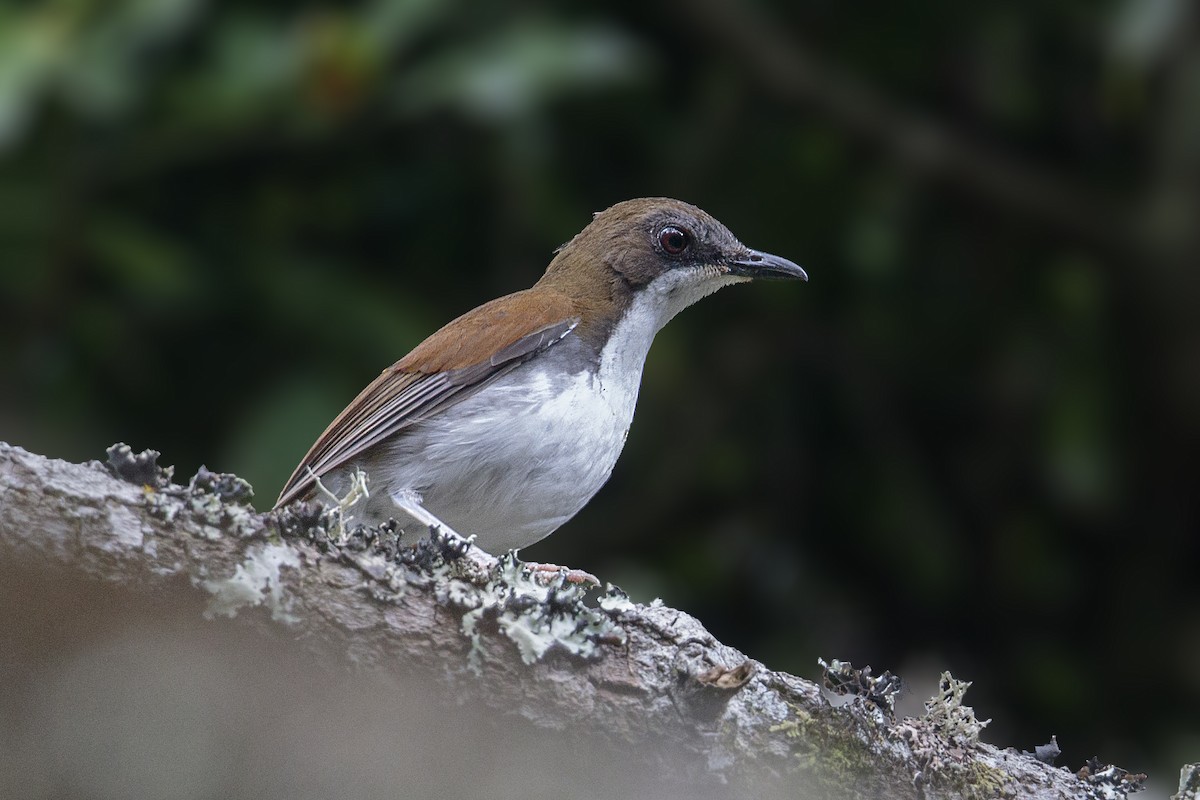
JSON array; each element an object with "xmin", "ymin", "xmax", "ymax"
[{"xmin": 356, "ymin": 358, "xmax": 639, "ymax": 552}]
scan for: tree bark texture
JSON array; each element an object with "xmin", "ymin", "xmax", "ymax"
[{"xmin": 0, "ymin": 442, "xmax": 1154, "ymax": 799}]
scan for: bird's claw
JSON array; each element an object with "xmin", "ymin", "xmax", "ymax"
[{"xmin": 523, "ymin": 562, "xmax": 600, "ymax": 587}]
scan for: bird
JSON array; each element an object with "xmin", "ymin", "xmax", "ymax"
[{"xmin": 274, "ymin": 197, "xmax": 807, "ymax": 557}]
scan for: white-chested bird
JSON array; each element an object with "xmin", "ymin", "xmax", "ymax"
[{"xmin": 275, "ymin": 198, "xmax": 807, "ymax": 555}]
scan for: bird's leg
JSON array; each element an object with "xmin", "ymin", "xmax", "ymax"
[
  {"xmin": 389, "ymin": 490, "xmax": 597, "ymax": 585},
  {"xmin": 389, "ymin": 488, "xmax": 469, "ymax": 541}
]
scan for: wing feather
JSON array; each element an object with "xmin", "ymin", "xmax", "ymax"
[{"xmin": 274, "ymin": 289, "xmax": 579, "ymax": 508}]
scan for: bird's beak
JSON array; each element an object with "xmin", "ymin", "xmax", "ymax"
[{"xmin": 728, "ymin": 249, "xmax": 808, "ymax": 282}]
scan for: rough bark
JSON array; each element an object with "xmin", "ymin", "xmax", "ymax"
[{"xmin": 0, "ymin": 441, "xmax": 1153, "ymax": 799}]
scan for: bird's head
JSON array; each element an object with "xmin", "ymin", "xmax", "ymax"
[{"xmin": 539, "ymin": 197, "xmax": 807, "ymax": 344}]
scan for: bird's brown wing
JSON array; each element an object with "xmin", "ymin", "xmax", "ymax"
[{"xmin": 274, "ymin": 289, "xmax": 579, "ymax": 509}]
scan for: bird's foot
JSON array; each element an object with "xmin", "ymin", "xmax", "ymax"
[{"xmin": 522, "ymin": 562, "xmax": 600, "ymax": 588}]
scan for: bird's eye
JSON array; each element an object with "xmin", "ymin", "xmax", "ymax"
[{"xmin": 658, "ymin": 226, "xmax": 690, "ymax": 255}]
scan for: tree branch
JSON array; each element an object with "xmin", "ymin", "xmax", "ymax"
[{"xmin": 0, "ymin": 441, "xmax": 1153, "ymax": 798}]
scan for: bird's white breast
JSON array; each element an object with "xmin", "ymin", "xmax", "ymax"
[{"xmin": 365, "ymin": 335, "xmax": 647, "ymax": 553}]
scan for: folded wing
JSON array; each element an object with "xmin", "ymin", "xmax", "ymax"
[{"xmin": 274, "ymin": 288, "xmax": 579, "ymax": 509}]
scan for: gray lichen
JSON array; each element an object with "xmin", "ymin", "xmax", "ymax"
[
  {"xmin": 1025, "ymin": 735, "xmax": 1061, "ymax": 765},
  {"xmin": 110, "ymin": 444, "xmax": 259, "ymax": 539},
  {"xmin": 105, "ymin": 443, "xmax": 174, "ymax": 488},
  {"xmin": 923, "ymin": 671, "xmax": 991, "ymax": 743},
  {"xmin": 1076, "ymin": 757, "xmax": 1147, "ymax": 800},
  {"xmin": 1174, "ymin": 763, "xmax": 1200, "ymax": 800},
  {"xmin": 436, "ymin": 548, "xmax": 627, "ymax": 673},
  {"xmin": 818, "ymin": 657, "xmax": 902, "ymax": 718},
  {"xmin": 275, "ymin": 504, "xmax": 628, "ymax": 674},
  {"xmin": 200, "ymin": 542, "xmax": 302, "ymax": 623},
  {"xmin": 107, "ymin": 447, "xmax": 298, "ymax": 620}
]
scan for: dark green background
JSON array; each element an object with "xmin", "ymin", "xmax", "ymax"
[{"xmin": 2, "ymin": 0, "xmax": 1197, "ymax": 787}]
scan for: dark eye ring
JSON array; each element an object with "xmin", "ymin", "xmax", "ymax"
[{"xmin": 658, "ymin": 226, "xmax": 690, "ymax": 255}]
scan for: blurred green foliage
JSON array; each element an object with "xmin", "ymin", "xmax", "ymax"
[{"xmin": 2, "ymin": 0, "xmax": 1198, "ymax": 787}]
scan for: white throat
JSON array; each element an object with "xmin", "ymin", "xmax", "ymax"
[{"xmin": 599, "ymin": 266, "xmax": 749, "ymax": 384}]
